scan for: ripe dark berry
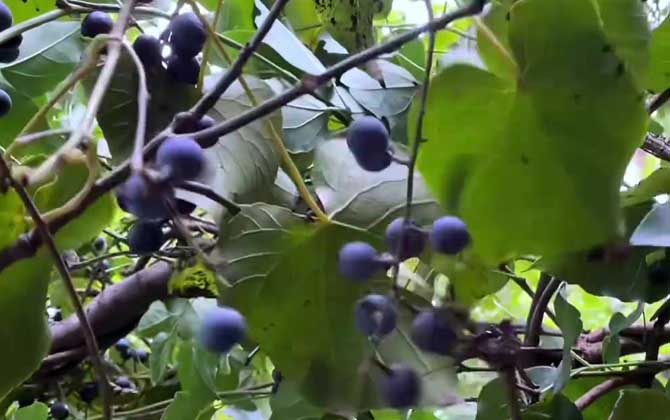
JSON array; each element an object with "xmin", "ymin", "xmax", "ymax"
[
  {"xmin": 156, "ymin": 137, "xmax": 205, "ymax": 182},
  {"xmin": 338, "ymin": 242, "xmax": 385, "ymax": 282},
  {"xmin": 169, "ymin": 13, "xmax": 206, "ymax": 58},
  {"xmin": 166, "ymin": 54, "xmax": 199, "ymax": 85},
  {"xmin": 0, "ymin": 46, "xmax": 18, "ymax": 63},
  {"xmin": 175, "ymin": 115, "xmax": 218, "ymax": 148},
  {"xmin": 50, "ymin": 402, "xmax": 70, "ymax": 420},
  {"xmin": 429, "ymin": 216, "xmax": 470, "ymax": 255},
  {"xmin": 127, "ymin": 221, "xmax": 164, "ymax": 254},
  {"xmin": 133, "ymin": 34, "xmax": 162, "ymax": 68},
  {"xmin": 2, "ymin": 34, "xmax": 21, "ymax": 49},
  {"xmin": 385, "ymin": 218, "xmax": 426, "ymax": 260},
  {"xmin": 117, "ymin": 174, "xmax": 171, "ymax": 220},
  {"xmin": 346, "ymin": 116, "xmax": 392, "ymax": 172},
  {"xmin": 0, "ymin": 2, "xmax": 12, "ymax": 31},
  {"xmin": 132, "ymin": 348, "xmax": 149, "ymax": 363},
  {"xmin": 380, "ymin": 365, "xmax": 421, "ymax": 408},
  {"xmin": 81, "ymin": 11, "xmax": 114, "ymax": 38},
  {"xmin": 410, "ymin": 310, "xmax": 457, "ymax": 355},
  {"xmin": 199, "ymin": 306, "xmax": 246, "ymax": 354},
  {"xmin": 52, "ymin": 309, "xmax": 63, "ymax": 322},
  {"xmin": 176, "ymin": 199, "xmax": 197, "ymax": 215},
  {"xmin": 0, "ymin": 88, "xmax": 12, "ymax": 117},
  {"xmin": 17, "ymin": 394, "xmax": 35, "ymax": 408},
  {"xmin": 78, "ymin": 382, "xmax": 99, "ymax": 404},
  {"xmin": 114, "ymin": 376, "xmax": 133, "ymax": 389},
  {"xmin": 115, "ymin": 338, "xmax": 133, "ymax": 359},
  {"xmin": 92, "ymin": 236, "xmax": 107, "ymax": 253},
  {"xmin": 355, "ymin": 294, "xmax": 397, "ymax": 338}
]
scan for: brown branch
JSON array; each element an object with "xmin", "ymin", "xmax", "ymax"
[
  {"xmin": 178, "ymin": 180, "xmax": 241, "ymax": 215},
  {"xmin": 648, "ymin": 88, "xmax": 670, "ymax": 114},
  {"xmin": 524, "ymin": 275, "xmax": 560, "ymax": 348},
  {"xmin": 574, "ymin": 376, "xmax": 633, "ymax": 411}
]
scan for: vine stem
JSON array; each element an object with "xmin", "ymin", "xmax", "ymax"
[
  {"xmin": 0, "ymin": 155, "xmax": 113, "ymax": 420},
  {"xmin": 123, "ymin": 40, "xmax": 149, "ymax": 172},
  {"xmin": 574, "ymin": 376, "xmax": 633, "ymax": 411},
  {"xmin": 502, "ymin": 368, "xmax": 522, "ymax": 420},
  {"xmin": 524, "ymin": 275, "xmax": 560, "ymax": 347},
  {"xmin": 187, "ymin": 0, "xmax": 328, "ymax": 222}
]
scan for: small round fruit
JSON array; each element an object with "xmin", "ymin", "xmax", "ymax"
[
  {"xmin": 380, "ymin": 365, "xmax": 421, "ymax": 408},
  {"xmin": 338, "ymin": 242, "xmax": 384, "ymax": 282},
  {"xmin": 115, "ymin": 338, "xmax": 133, "ymax": 359},
  {"xmin": 0, "ymin": 2, "xmax": 12, "ymax": 31},
  {"xmin": 385, "ymin": 218, "xmax": 426, "ymax": 260},
  {"xmin": 0, "ymin": 88, "xmax": 12, "ymax": 117},
  {"xmin": 166, "ymin": 54, "xmax": 199, "ymax": 85},
  {"xmin": 156, "ymin": 137, "xmax": 205, "ymax": 182},
  {"xmin": 429, "ymin": 216, "xmax": 470, "ymax": 255},
  {"xmin": 355, "ymin": 294, "xmax": 397, "ymax": 338},
  {"xmin": 346, "ymin": 116, "xmax": 392, "ymax": 172},
  {"xmin": 92, "ymin": 236, "xmax": 107, "ymax": 253},
  {"xmin": 78, "ymin": 382, "xmax": 98, "ymax": 404},
  {"xmin": 2, "ymin": 34, "xmax": 22, "ymax": 49},
  {"xmin": 128, "ymin": 221, "xmax": 164, "ymax": 254},
  {"xmin": 50, "ymin": 402, "xmax": 70, "ymax": 420},
  {"xmin": 81, "ymin": 11, "xmax": 114, "ymax": 38},
  {"xmin": 175, "ymin": 115, "xmax": 218, "ymax": 148},
  {"xmin": 410, "ymin": 310, "xmax": 457, "ymax": 355},
  {"xmin": 199, "ymin": 306, "xmax": 246, "ymax": 354},
  {"xmin": 0, "ymin": 46, "xmax": 18, "ymax": 63},
  {"xmin": 133, "ymin": 34, "xmax": 162, "ymax": 68},
  {"xmin": 117, "ymin": 174, "xmax": 171, "ymax": 220},
  {"xmin": 115, "ymin": 376, "xmax": 133, "ymax": 389},
  {"xmin": 132, "ymin": 348, "xmax": 149, "ymax": 363},
  {"xmin": 169, "ymin": 12, "xmax": 206, "ymax": 58}
]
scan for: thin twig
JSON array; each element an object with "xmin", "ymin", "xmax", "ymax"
[
  {"xmin": 120, "ymin": 40, "xmax": 149, "ymax": 172},
  {"xmin": 178, "ymin": 180, "xmax": 241, "ymax": 215},
  {"xmin": 502, "ymin": 369, "xmax": 522, "ymax": 420},
  {"xmin": 574, "ymin": 376, "xmax": 633, "ymax": 411},
  {"xmin": 0, "ymin": 155, "xmax": 113, "ymax": 420},
  {"xmin": 648, "ymin": 88, "xmax": 670, "ymax": 114},
  {"xmin": 524, "ymin": 275, "xmax": 560, "ymax": 347},
  {"xmin": 14, "ymin": 129, "xmax": 72, "ymax": 147}
]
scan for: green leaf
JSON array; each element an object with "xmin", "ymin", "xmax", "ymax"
[
  {"xmin": 198, "ymin": 77, "xmax": 281, "ymax": 214},
  {"xmin": 270, "ymin": 380, "xmax": 323, "ymax": 420},
  {"xmin": 553, "ymin": 289, "xmax": 583, "ymax": 392},
  {"xmin": 162, "ymin": 391, "xmax": 211, "ymax": 420},
  {"xmin": 12, "ymin": 401, "xmax": 49, "ymax": 420},
  {"xmin": 630, "ymin": 203, "xmax": 670, "ymax": 246},
  {"xmin": 609, "ymin": 389, "xmax": 670, "ymax": 420},
  {"xmin": 216, "ymin": 0, "xmax": 255, "ymax": 31},
  {"xmin": 475, "ymin": 377, "xmax": 507, "ymax": 420},
  {"xmin": 0, "ymin": 257, "xmax": 51, "ymax": 400},
  {"xmin": 0, "ymin": 81, "xmax": 48, "ymax": 150},
  {"xmin": 476, "ymin": 2, "xmax": 515, "ymax": 80},
  {"xmin": 562, "ymin": 377, "xmax": 633, "ymax": 420},
  {"xmin": 312, "ymin": 139, "xmax": 440, "ymax": 235},
  {"xmin": 602, "ymin": 302, "xmax": 643, "ymax": 363},
  {"xmin": 33, "ymin": 154, "xmax": 115, "ymax": 250},
  {"xmin": 647, "ymin": 15, "xmax": 670, "ymax": 91},
  {"xmin": 1, "ymin": 22, "xmax": 85, "ymax": 98},
  {"xmin": 85, "ymin": 52, "xmax": 199, "ymax": 164},
  {"xmin": 522, "ymin": 394, "xmax": 582, "ymax": 420},
  {"xmin": 150, "ymin": 331, "xmax": 177, "ymax": 384},
  {"xmin": 7, "ymin": 1, "xmax": 56, "ymax": 23},
  {"xmin": 415, "ymin": 0, "xmax": 648, "ymax": 263}
]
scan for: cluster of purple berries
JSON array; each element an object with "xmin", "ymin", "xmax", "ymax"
[{"xmin": 0, "ymin": 1, "xmax": 20, "ymax": 118}]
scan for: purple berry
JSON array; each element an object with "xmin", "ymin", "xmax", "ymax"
[
  {"xmin": 166, "ymin": 54, "xmax": 199, "ymax": 85},
  {"xmin": 133, "ymin": 34, "xmax": 162, "ymax": 68},
  {"xmin": 156, "ymin": 137, "xmax": 205, "ymax": 182},
  {"xmin": 355, "ymin": 294, "xmax": 397, "ymax": 338},
  {"xmin": 380, "ymin": 365, "xmax": 421, "ymax": 408},
  {"xmin": 169, "ymin": 13, "xmax": 206, "ymax": 58},
  {"xmin": 346, "ymin": 116, "xmax": 392, "ymax": 172},
  {"xmin": 0, "ymin": 89, "xmax": 11, "ymax": 117},
  {"xmin": 78, "ymin": 382, "xmax": 98, "ymax": 404},
  {"xmin": 0, "ymin": 2, "xmax": 12, "ymax": 31},
  {"xmin": 175, "ymin": 115, "xmax": 218, "ymax": 148},
  {"xmin": 132, "ymin": 348, "xmax": 149, "ymax": 363},
  {"xmin": 81, "ymin": 11, "xmax": 113, "ymax": 38},
  {"xmin": 429, "ymin": 216, "xmax": 470, "ymax": 254},
  {"xmin": 385, "ymin": 218, "xmax": 426, "ymax": 260},
  {"xmin": 410, "ymin": 310, "xmax": 457, "ymax": 355},
  {"xmin": 117, "ymin": 174, "xmax": 171, "ymax": 220},
  {"xmin": 338, "ymin": 242, "xmax": 385, "ymax": 282},
  {"xmin": 127, "ymin": 221, "xmax": 164, "ymax": 254},
  {"xmin": 115, "ymin": 376, "xmax": 133, "ymax": 389},
  {"xmin": 50, "ymin": 402, "xmax": 70, "ymax": 419},
  {"xmin": 199, "ymin": 306, "xmax": 246, "ymax": 354}
]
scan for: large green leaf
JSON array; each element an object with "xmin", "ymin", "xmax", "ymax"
[
  {"xmin": 647, "ymin": 15, "xmax": 670, "ymax": 91},
  {"xmin": 12, "ymin": 401, "xmax": 49, "ymax": 420},
  {"xmin": 522, "ymin": 394, "xmax": 582, "ymax": 420},
  {"xmin": 215, "ymin": 204, "xmax": 456, "ymax": 411},
  {"xmin": 85, "ymin": 52, "xmax": 199, "ymax": 164},
  {"xmin": 197, "ymin": 77, "xmax": 281, "ymax": 214},
  {"xmin": 312, "ymin": 139, "xmax": 440, "ymax": 235},
  {"xmin": 609, "ymin": 389, "xmax": 670, "ymax": 420},
  {"xmin": 553, "ymin": 289, "xmax": 583, "ymax": 392},
  {"xmin": 562, "ymin": 377, "xmax": 633, "ymax": 420},
  {"xmin": 415, "ymin": 0, "xmax": 648, "ymax": 263},
  {"xmin": 1, "ymin": 21, "xmax": 85, "ymax": 98},
  {"xmin": 0, "ymin": 80, "xmax": 48, "ymax": 150}
]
